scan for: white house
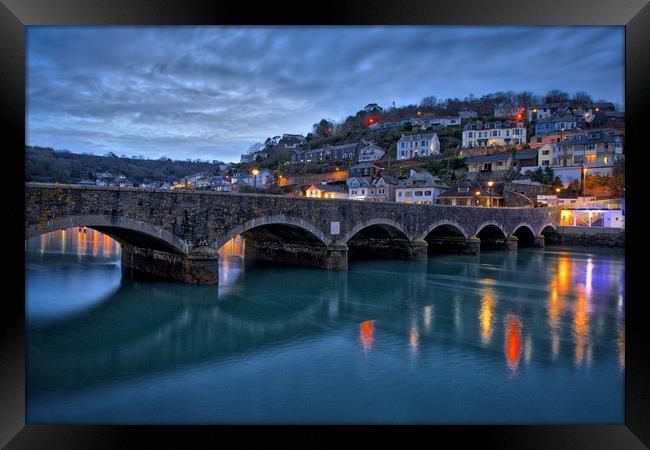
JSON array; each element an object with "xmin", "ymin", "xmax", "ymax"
[
  {"xmin": 395, "ymin": 170, "xmax": 448, "ymax": 205},
  {"xmin": 358, "ymin": 142, "xmax": 386, "ymax": 162},
  {"xmin": 411, "ymin": 116, "xmax": 461, "ymax": 129},
  {"xmin": 306, "ymin": 183, "xmax": 348, "ymax": 199},
  {"xmin": 396, "ymin": 133, "xmax": 440, "ymax": 160},
  {"xmin": 462, "ymin": 121, "xmax": 527, "ymax": 148}
]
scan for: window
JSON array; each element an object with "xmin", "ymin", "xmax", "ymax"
[
  {"xmin": 415, "ymin": 191, "xmax": 423, "ymax": 196},
  {"xmin": 542, "ymin": 160, "xmax": 549, "ymax": 166},
  {"xmin": 542, "ymin": 150, "xmax": 550, "ymax": 155},
  {"xmin": 458, "ymin": 186, "xmax": 469, "ymax": 193},
  {"xmin": 421, "ymin": 141, "xmax": 426, "ymax": 146},
  {"xmin": 398, "ymin": 192, "xmax": 403, "ymax": 197},
  {"xmin": 496, "ymin": 161, "xmax": 504, "ymax": 167},
  {"xmin": 590, "ymin": 212, "xmax": 604, "ymax": 227},
  {"xmin": 492, "ymin": 130, "xmax": 498, "ymax": 136},
  {"xmin": 378, "ymin": 188, "xmax": 384, "ymax": 194},
  {"xmin": 457, "ymin": 198, "xmax": 467, "ymax": 206},
  {"xmin": 405, "ymin": 191, "xmax": 412, "ymax": 197},
  {"xmin": 361, "ymin": 189, "xmax": 365, "ymax": 195},
  {"xmin": 587, "ymin": 144, "xmax": 596, "ymax": 150}
]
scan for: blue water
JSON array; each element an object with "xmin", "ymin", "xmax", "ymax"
[{"xmin": 25, "ymin": 229, "xmax": 625, "ymax": 424}]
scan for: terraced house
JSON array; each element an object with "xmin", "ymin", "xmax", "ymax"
[
  {"xmin": 555, "ymin": 129, "xmax": 624, "ymax": 168},
  {"xmin": 396, "ymin": 133, "xmax": 440, "ymax": 160},
  {"xmin": 462, "ymin": 121, "xmax": 526, "ymax": 148}
]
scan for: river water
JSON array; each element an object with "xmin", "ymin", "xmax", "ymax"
[{"xmin": 25, "ymin": 228, "xmax": 625, "ymax": 424}]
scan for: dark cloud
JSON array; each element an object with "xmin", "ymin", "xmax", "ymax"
[{"xmin": 27, "ymin": 26, "xmax": 624, "ymax": 162}]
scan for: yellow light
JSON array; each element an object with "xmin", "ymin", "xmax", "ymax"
[
  {"xmin": 487, "ymin": 181, "xmax": 494, "ymax": 187},
  {"xmin": 252, "ymin": 169, "xmax": 259, "ymax": 176},
  {"xmin": 475, "ymin": 191, "xmax": 481, "ymax": 196}
]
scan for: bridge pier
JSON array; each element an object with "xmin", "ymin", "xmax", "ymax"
[
  {"xmin": 121, "ymin": 245, "xmax": 219, "ymax": 285},
  {"xmin": 506, "ymin": 235, "xmax": 518, "ymax": 251},
  {"xmin": 408, "ymin": 239, "xmax": 429, "ymax": 260},
  {"xmin": 533, "ymin": 235, "xmax": 545, "ymax": 248},
  {"xmin": 465, "ymin": 236, "xmax": 481, "ymax": 255},
  {"xmin": 243, "ymin": 240, "xmax": 348, "ymax": 271}
]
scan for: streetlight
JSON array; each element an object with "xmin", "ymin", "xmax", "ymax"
[
  {"xmin": 475, "ymin": 190, "xmax": 481, "ymax": 206},
  {"xmin": 555, "ymin": 186, "xmax": 561, "ymax": 206},
  {"xmin": 252, "ymin": 169, "xmax": 259, "ymax": 189},
  {"xmin": 487, "ymin": 180, "xmax": 494, "ymax": 207}
]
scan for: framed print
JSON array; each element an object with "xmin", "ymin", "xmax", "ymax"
[{"xmin": 2, "ymin": 0, "xmax": 649, "ymax": 447}]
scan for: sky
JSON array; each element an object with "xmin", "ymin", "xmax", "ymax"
[{"xmin": 26, "ymin": 26, "xmax": 624, "ymax": 163}]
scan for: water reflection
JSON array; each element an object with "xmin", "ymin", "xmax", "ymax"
[
  {"xmin": 25, "ymin": 236, "xmax": 625, "ymax": 424},
  {"xmin": 479, "ymin": 287, "xmax": 496, "ymax": 345},
  {"xmin": 504, "ymin": 315, "xmax": 522, "ymax": 371},
  {"xmin": 360, "ymin": 320, "xmax": 374, "ymax": 354}
]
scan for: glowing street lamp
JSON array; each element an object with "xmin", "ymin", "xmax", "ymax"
[
  {"xmin": 487, "ymin": 180, "xmax": 494, "ymax": 207},
  {"xmin": 252, "ymin": 169, "xmax": 259, "ymax": 189},
  {"xmin": 475, "ymin": 190, "xmax": 481, "ymax": 206}
]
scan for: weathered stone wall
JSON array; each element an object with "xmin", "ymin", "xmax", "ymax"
[
  {"xmin": 25, "ymin": 183, "xmax": 562, "ymax": 251},
  {"xmin": 552, "ymin": 227, "xmax": 625, "ymax": 248}
]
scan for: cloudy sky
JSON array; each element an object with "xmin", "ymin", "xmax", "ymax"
[{"xmin": 27, "ymin": 26, "xmax": 624, "ymax": 163}]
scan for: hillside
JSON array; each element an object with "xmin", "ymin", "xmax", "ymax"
[{"xmin": 26, "ymin": 146, "xmax": 223, "ymax": 184}]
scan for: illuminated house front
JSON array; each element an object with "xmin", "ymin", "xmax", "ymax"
[
  {"xmin": 396, "ymin": 133, "xmax": 440, "ymax": 160},
  {"xmin": 560, "ymin": 209, "xmax": 624, "ymax": 229},
  {"xmin": 305, "ymin": 183, "xmax": 348, "ymax": 199},
  {"xmin": 462, "ymin": 121, "xmax": 526, "ymax": 148}
]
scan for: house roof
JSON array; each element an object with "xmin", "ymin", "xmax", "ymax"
[
  {"xmin": 511, "ymin": 178, "xmax": 543, "ymax": 186},
  {"xmin": 514, "ymin": 150, "xmax": 539, "ymax": 160},
  {"xmin": 307, "ymin": 184, "xmax": 347, "ymax": 193},
  {"xmin": 537, "ymin": 114, "xmax": 578, "ymax": 124},
  {"xmin": 374, "ymin": 174, "xmax": 398, "ymax": 185},
  {"xmin": 438, "ymin": 180, "xmax": 502, "ymax": 198},
  {"xmin": 350, "ymin": 162, "xmax": 381, "ymax": 170},
  {"xmin": 467, "ymin": 153, "xmax": 513, "ymax": 163},
  {"xmin": 398, "ymin": 133, "xmax": 438, "ymax": 142}
]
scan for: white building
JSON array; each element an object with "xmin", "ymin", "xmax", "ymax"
[
  {"xmin": 462, "ymin": 121, "xmax": 527, "ymax": 148},
  {"xmin": 411, "ymin": 116, "xmax": 461, "ymax": 129},
  {"xmin": 358, "ymin": 142, "xmax": 386, "ymax": 162},
  {"xmin": 396, "ymin": 133, "xmax": 440, "ymax": 160},
  {"xmin": 395, "ymin": 170, "xmax": 448, "ymax": 205}
]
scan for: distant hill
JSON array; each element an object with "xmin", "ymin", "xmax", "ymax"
[{"xmin": 25, "ymin": 146, "xmax": 223, "ymax": 184}]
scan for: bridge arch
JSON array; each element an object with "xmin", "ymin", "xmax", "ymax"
[
  {"xmin": 419, "ymin": 220, "xmax": 469, "ymax": 240},
  {"xmin": 509, "ymin": 222, "xmax": 535, "ymax": 238},
  {"xmin": 511, "ymin": 223, "xmax": 537, "ymax": 247},
  {"xmin": 342, "ymin": 218, "xmax": 410, "ymax": 244},
  {"xmin": 538, "ymin": 223, "xmax": 558, "ymax": 236},
  {"xmin": 25, "ymin": 214, "xmax": 190, "ymax": 254},
  {"xmin": 215, "ymin": 215, "xmax": 329, "ymax": 250},
  {"xmin": 474, "ymin": 221, "xmax": 508, "ymax": 239}
]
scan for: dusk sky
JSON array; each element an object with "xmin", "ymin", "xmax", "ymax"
[{"xmin": 27, "ymin": 26, "xmax": 624, "ymax": 163}]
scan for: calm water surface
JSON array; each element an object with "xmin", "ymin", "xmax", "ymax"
[{"xmin": 25, "ymin": 228, "xmax": 625, "ymax": 424}]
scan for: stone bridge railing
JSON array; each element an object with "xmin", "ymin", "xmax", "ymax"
[{"xmin": 25, "ymin": 183, "xmax": 561, "ymax": 284}]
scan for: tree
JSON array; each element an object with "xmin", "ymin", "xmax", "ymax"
[
  {"xmin": 544, "ymin": 89, "xmax": 570, "ymax": 104},
  {"xmin": 420, "ymin": 96, "xmax": 437, "ymax": 108},
  {"xmin": 572, "ymin": 91, "xmax": 593, "ymax": 106},
  {"xmin": 104, "ymin": 152, "xmax": 118, "ymax": 158},
  {"xmin": 515, "ymin": 91, "xmax": 535, "ymax": 109},
  {"xmin": 312, "ymin": 119, "xmax": 335, "ymax": 138}
]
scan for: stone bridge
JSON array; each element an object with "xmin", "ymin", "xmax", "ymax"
[{"xmin": 25, "ymin": 183, "xmax": 561, "ymax": 284}]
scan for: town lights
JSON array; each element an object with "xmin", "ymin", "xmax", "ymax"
[
  {"xmin": 252, "ymin": 169, "xmax": 259, "ymax": 189},
  {"xmin": 487, "ymin": 180, "xmax": 494, "ymax": 208}
]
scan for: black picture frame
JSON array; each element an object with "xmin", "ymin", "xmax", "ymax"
[{"xmin": 3, "ymin": 0, "xmax": 648, "ymax": 447}]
